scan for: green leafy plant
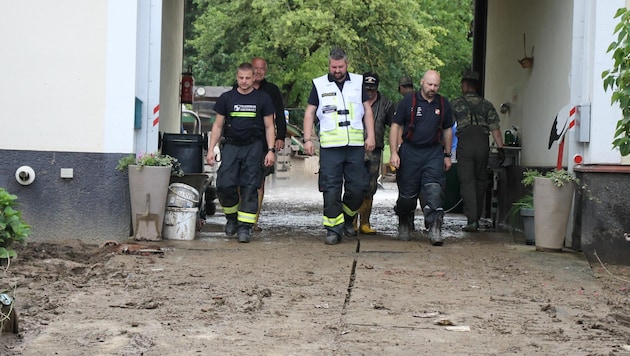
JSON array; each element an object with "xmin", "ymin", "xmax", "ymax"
[
  {"xmin": 521, "ymin": 168, "xmax": 579, "ymax": 187},
  {"xmin": 521, "ymin": 168, "xmax": 599, "ymax": 203},
  {"xmin": 506, "ymin": 193, "xmax": 533, "ymax": 232},
  {"xmin": 602, "ymin": 7, "xmax": 630, "ymax": 157},
  {"xmin": 0, "ymin": 188, "xmax": 30, "ymax": 260},
  {"xmin": 116, "ymin": 152, "xmax": 184, "ymax": 176}
]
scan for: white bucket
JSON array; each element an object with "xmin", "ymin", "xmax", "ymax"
[
  {"xmin": 163, "ymin": 207, "xmax": 198, "ymax": 240},
  {"xmin": 167, "ymin": 183, "xmax": 200, "ymax": 208}
]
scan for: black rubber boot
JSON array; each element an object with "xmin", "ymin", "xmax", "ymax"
[
  {"xmin": 225, "ymin": 215, "xmax": 238, "ymax": 236},
  {"xmin": 343, "ymin": 214, "xmax": 358, "ymax": 237},
  {"xmin": 429, "ymin": 212, "xmax": 444, "ymax": 246},
  {"xmin": 398, "ymin": 215, "xmax": 410, "ymax": 241}
]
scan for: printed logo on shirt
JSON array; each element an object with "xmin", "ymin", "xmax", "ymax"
[
  {"xmin": 416, "ymin": 106, "xmax": 423, "ymax": 117},
  {"xmin": 234, "ymin": 104, "xmax": 256, "ymax": 112},
  {"xmin": 322, "ymin": 92, "xmax": 337, "ymax": 97}
]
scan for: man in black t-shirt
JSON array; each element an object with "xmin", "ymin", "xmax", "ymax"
[{"xmin": 206, "ymin": 63, "xmax": 276, "ymax": 243}]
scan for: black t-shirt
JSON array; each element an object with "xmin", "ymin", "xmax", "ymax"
[
  {"xmin": 214, "ymin": 89, "xmax": 275, "ymax": 143},
  {"xmin": 393, "ymin": 91, "xmax": 453, "ymax": 147}
]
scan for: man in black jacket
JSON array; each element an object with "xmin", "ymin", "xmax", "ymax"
[{"xmin": 251, "ymin": 57, "xmax": 287, "ymax": 231}]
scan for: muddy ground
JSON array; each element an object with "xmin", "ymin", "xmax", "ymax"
[{"xmin": 1, "ymin": 179, "xmax": 629, "ymax": 355}]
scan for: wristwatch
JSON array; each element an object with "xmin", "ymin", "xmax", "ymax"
[
  {"xmin": 444, "ymin": 152, "xmax": 452, "ymax": 158},
  {"xmin": 268, "ymin": 148, "xmax": 276, "ymax": 153}
]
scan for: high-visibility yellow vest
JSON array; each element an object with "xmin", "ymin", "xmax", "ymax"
[{"xmin": 313, "ymin": 73, "xmax": 365, "ymax": 148}]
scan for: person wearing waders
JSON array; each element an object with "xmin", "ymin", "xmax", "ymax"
[
  {"xmin": 389, "ymin": 70, "xmax": 454, "ymax": 245},
  {"xmin": 302, "ymin": 47, "xmax": 376, "ymax": 245},
  {"xmin": 451, "ymin": 70, "xmax": 504, "ymax": 232},
  {"xmin": 354, "ymin": 72, "xmax": 394, "ymax": 234},
  {"xmin": 206, "ymin": 62, "xmax": 276, "ymax": 243}
]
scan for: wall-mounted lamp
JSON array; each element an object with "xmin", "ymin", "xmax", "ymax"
[{"xmin": 500, "ymin": 102, "xmax": 511, "ymax": 114}]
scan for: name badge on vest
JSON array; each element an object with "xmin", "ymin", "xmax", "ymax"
[{"xmin": 322, "ymin": 105, "xmax": 336, "ymax": 114}]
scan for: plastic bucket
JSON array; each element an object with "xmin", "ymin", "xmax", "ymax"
[
  {"xmin": 167, "ymin": 183, "xmax": 200, "ymax": 208},
  {"xmin": 163, "ymin": 207, "xmax": 198, "ymax": 240}
]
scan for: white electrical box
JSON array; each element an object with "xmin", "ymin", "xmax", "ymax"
[{"xmin": 60, "ymin": 168, "xmax": 73, "ymax": 179}]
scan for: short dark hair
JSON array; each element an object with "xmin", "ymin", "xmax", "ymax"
[
  {"xmin": 462, "ymin": 78, "xmax": 479, "ymax": 88},
  {"xmin": 238, "ymin": 62, "xmax": 253, "ymax": 72},
  {"xmin": 329, "ymin": 47, "xmax": 347, "ymax": 61}
]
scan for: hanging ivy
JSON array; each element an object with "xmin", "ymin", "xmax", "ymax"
[{"xmin": 602, "ymin": 7, "xmax": 630, "ymax": 157}]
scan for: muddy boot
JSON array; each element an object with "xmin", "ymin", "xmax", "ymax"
[
  {"xmin": 237, "ymin": 225, "xmax": 252, "ymax": 243},
  {"xmin": 325, "ymin": 230, "xmax": 341, "ymax": 245},
  {"xmin": 343, "ymin": 213, "xmax": 358, "ymax": 237},
  {"xmin": 359, "ymin": 198, "xmax": 376, "ymax": 235},
  {"xmin": 429, "ymin": 215, "xmax": 444, "ymax": 246},
  {"xmin": 398, "ymin": 215, "xmax": 410, "ymax": 241},
  {"xmin": 225, "ymin": 214, "xmax": 238, "ymax": 236},
  {"xmin": 462, "ymin": 221, "xmax": 479, "ymax": 232}
]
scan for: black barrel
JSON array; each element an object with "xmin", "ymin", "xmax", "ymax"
[{"xmin": 161, "ymin": 133, "xmax": 204, "ymax": 174}]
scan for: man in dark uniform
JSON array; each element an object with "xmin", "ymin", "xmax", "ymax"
[
  {"xmin": 451, "ymin": 70, "xmax": 504, "ymax": 232},
  {"xmin": 206, "ymin": 62, "xmax": 277, "ymax": 243},
  {"xmin": 398, "ymin": 75, "xmax": 414, "ymax": 97},
  {"xmin": 355, "ymin": 72, "xmax": 394, "ymax": 234},
  {"xmin": 251, "ymin": 57, "xmax": 287, "ymax": 232},
  {"xmin": 397, "ymin": 75, "xmax": 417, "ymax": 231},
  {"xmin": 389, "ymin": 70, "xmax": 453, "ymax": 246},
  {"xmin": 303, "ymin": 47, "xmax": 376, "ymax": 245}
]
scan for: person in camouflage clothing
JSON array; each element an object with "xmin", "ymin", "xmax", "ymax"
[
  {"xmin": 451, "ymin": 70, "xmax": 504, "ymax": 232},
  {"xmin": 355, "ymin": 72, "xmax": 395, "ymax": 234}
]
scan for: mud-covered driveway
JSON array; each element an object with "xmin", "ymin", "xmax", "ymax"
[{"xmin": 1, "ymin": 177, "xmax": 629, "ymax": 355}]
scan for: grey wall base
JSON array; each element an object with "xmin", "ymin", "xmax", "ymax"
[
  {"xmin": 1, "ymin": 149, "xmax": 132, "ymax": 243},
  {"xmin": 573, "ymin": 165, "xmax": 630, "ymax": 266}
]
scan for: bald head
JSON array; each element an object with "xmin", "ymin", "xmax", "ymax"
[
  {"xmin": 420, "ymin": 70, "xmax": 441, "ymax": 101},
  {"xmin": 251, "ymin": 57, "xmax": 268, "ymax": 86}
]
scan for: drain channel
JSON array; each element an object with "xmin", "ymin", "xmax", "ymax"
[{"xmin": 342, "ymin": 239, "xmax": 361, "ymax": 314}]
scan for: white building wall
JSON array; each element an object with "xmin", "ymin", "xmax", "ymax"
[
  {"xmin": 486, "ymin": 0, "xmax": 574, "ymax": 167},
  {"xmin": 0, "ymin": 1, "xmax": 119, "ymax": 153},
  {"xmin": 105, "ymin": 1, "xmax": 140, "ymax": 153},
  {"xmin": 572, "ymin": 0, "xmax": 625, "ymax": 165}
]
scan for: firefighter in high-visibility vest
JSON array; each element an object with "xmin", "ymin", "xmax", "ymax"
[{"xmin": 302, "ymin": 47, "xmax": 376, "ymax": 245}]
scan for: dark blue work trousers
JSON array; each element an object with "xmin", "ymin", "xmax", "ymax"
[
  {"xmin": 395, "ymin": 143, "xmax": 445, "ymax": 225},
  {"xmin": 318, "ymin": 146, "xmax": 368, "ymax": 234}
]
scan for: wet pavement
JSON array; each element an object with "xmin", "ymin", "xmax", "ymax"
[{"xmin": 200, "ymin": 177, "xmax": 474, "ymax": 242}]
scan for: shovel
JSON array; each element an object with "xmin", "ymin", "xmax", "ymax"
[{"xmin": 134, "ymin": 193, "xmax": 161, "ymax": 241}]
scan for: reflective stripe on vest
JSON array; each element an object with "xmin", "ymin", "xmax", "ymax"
[{"xmin": 313, "ymin": 73, "xmax": 365, "ymax": 148}]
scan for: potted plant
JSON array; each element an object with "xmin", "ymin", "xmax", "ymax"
[
  {"xmin": 116, "ymin": 152, "xmax": 183, "ymax": 241},
  {"xmin": 507, "ymin": 194, "xmax": 535, "ymax": 245},
  {"xmin": 0, "ymin": 188, "xmax": 30, "ymax": 264},
  {"xmin": 521, "ymin": 169, "xmax": 579, "ymax": 252}
]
